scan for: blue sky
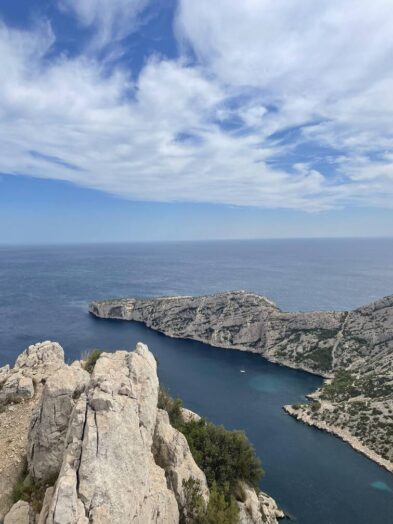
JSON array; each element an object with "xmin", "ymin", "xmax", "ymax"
[{"xmin": 1, "ymin": 0, "xmax": 393, "ymax": 243}]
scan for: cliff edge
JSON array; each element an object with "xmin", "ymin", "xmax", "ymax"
[{"xmin": 0, "ymin": 340, "xmax": 281, "ymax": 524}]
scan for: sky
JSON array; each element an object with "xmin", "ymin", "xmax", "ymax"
[{"xmin": 1, "ymin": 0, "xmax": 393, "ymax": 243}]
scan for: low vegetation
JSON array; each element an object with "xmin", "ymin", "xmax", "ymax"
[
  {"xmin": 12, "ymin": 459, "xmax": 57, "ymax": 513},
  {"xmin": 306, "ymin": 347, "xmax": 333, "ymax": 372},
  {"xmin": 182, "ymin": 478, "xmax": 240, "ymax": 524},
  {"xmin": 158, "ymin": 388, "xmax": 264, "ymax": 523},
  {"xmin": 83, "ymin": 350, "xmax": 102, "ymax": 373},
  {"xmin": 321, "ymin": 371, "xmax": 393, "ymax": 401},
  {"xmin": 292, "ymin": 369, "xmax": 393, "ymax": 462}
]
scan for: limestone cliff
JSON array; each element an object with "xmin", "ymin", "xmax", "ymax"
[
  {"xmin": 0, "ymin": 341, "xmax": 280, "ymax": 523},
  {"xmin": 89, "ymin": 291, "xmax": 345, "ymax": 376},
  {"xmin": 89, "ymin": 291, "xmax": 393, "ymax": 471}
]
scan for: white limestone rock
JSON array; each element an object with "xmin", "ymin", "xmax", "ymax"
[
  {"xmin": 0, "ymin": 364, "xmax": 10, "ymax": 385},
  {"xmin": 237, "ymin": 483, "xmax": 283, "ymax": 524},
  {"xmin": 153, "ymin": 408, "xmax": 209, "ymax": 513},
  {"xmin": 0, "ymin": 341, "xmax": 65, "ymax": 405},
  {"xmin": 180, "ymin": 407, "xmax": 201, "ymax": 423},
  {"xmin": 2, "ymin": 340, "xmax": 281, "ymax": 524},
  {"xmin": 37, "ymin": 487, "xmax": 54, "ymax": 524},
  {"xmin": 3, "ymin": 500, "xmax": 30, "ymax": 524},
  {"xmin": 47, "ymin": 344, "xmax": 179, "ymax": 524},
  {"xmin": 15, "ymin": 341, "xmax": 64, "ymax": 378},
  {"xmin": 0, "ymin": 375, "xmax": 34, "ymax": 404},
  {"xmin": 27, "ymin": 364, "xmax": 90, "ymax": 481}
]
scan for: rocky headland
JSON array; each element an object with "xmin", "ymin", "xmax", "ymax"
[
  {"xmin": 90, "ymin": 291, "xmax": 393, "ymax": 472},
  {"xmin": 0, "ymin": 340, "xmax": 282, "ymax": 524}
]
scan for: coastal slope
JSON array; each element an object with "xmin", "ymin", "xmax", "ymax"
[{"xmin": 89, "ymin": 291, "xmax": 393, "ymax": 471}]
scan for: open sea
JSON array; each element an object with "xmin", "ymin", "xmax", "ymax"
[{"xmin": 1, "ymin": 238, "xmax": 393, "ymax": 523}]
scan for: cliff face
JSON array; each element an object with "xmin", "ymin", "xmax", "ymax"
[
  {"xmin": 89, "ymin": 291, "xmax": 346, "ymax": 376},
  {"xmin": 89, "ymin": 291, "xmax": 393, "ymax": 470},
  {"xmin": 0, "ymin": 341, "xmax": 280, "ymax": 524}
]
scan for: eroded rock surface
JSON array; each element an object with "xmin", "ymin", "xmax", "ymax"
[
  {"xmin": 2, "ymin": 340, "xmax": 280, "ymax": 524},
  {"xmin": 3, "ymin": 500, "xmax": 30, "ymax": 524},
  {"xmin": 45, "ymin": 344, "xmax": 180, "ymax": 524},
  {"xmin": 28, "ymin": 363, "xmax": 90, "ymax": 482},
  {"xmin": 153, "ymin": 408, "xmax": 209, "ymax": 512},
  {"xmin": 0, "ymin": 341, "xmax": 66, "ymax": 521},
  {"xmin": 237, "ymin": 483, "xmax": 284, "ymax": 524}
]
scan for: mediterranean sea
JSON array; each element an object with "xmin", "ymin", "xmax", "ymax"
[{"xmin": 1, "ymin": 238, "xmax": 393, "ymax": 523}]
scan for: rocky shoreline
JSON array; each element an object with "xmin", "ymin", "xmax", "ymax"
[
  {"xmin": 89, "ymin": 290, "xmax": 393, "ymax": 472},
  {"xmin": 284, "ymin": 405, "xmax": 393, "ymax": 474}
]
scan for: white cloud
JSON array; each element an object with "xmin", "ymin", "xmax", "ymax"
[
  {"xmin": 177, "ymin": 0, "xmax": 393, "ymax": 154},
  {"xmin": 59, "ymin": 0, "xmax": 150, "ymax": 49},
  {"xmin": 1, "ymin": 0, "xmax": 393, "ymax": 212}
]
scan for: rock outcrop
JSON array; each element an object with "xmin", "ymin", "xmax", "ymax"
[
  {"xmin": 153, "ymin": 409, "xmax": 209, "ymax": 511},
  {"xmin": 3, "ymin": 500, "xmax": 30, "ymax": 524},
  {"xmin": 89, "ymin": 291, "xmax": 393, "ymax": 471},
  {"xmin": 1, "ymin": 340, "xmax": 280, "ymax": 523},
  {"xmin": 0, "ymin": 342, "xmax": 66, "ymax": 520},
  {"xmin": 237, "ymin": 484, "xmax": 284, "ymax": 524},
  {"xmin": 27, "ymin": 363, "xmax": 90, "ymax": 482},
  {"xmin": 46, "ymin": 345, "xmax": 180, "ymax": 524},
  {"xmin": 0, "ymin": 341, "xmax": 64, "ymax": 405}
]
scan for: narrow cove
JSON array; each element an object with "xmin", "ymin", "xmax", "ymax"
[{"xmin": 88, "ymin": 316, "xmax": 393, "ymax": 524}]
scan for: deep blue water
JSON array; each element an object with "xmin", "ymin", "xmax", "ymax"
[{"xmin": 1, "ymin": 238, "xmax": 393, "ymax": 523}]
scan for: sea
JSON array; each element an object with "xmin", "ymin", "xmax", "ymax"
[{"xmin": 1, "ymin": 238, "xmax": 393, "ymax": 523}]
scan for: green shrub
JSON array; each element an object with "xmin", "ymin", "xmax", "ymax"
[
  {"xmin": 321, "ymin": 371, "xmax": 354, "ymax": 401},
  {"xmin": 181, "ymin": 478, "xmax": 206, "ymax": 523},
  {"xmin": 83, "ymin": 350, "xmax": 102, "ymax": 374},
  {"xmin": 307, "ymin": 347, "xmax": 333, "ymax": 372},
  {"xmin": 181, "ymin": 479, "xmax": 239, "ymax": 524},
  {"xmin": 205, "ymin": 484, "xmax": 239, "ymax": 524},
  {"xmin": 292, "ymin": 404, "xmax": 303, "ymax": 410},
  {"xmin": 12, "ymin": 459, "xmax": 57, "ymax": 513},
  {"xmin": 311, "ymin": 401, "xmax": 321, "ymax": 412},
  {"xmin": 180, "ymin": 419, "xmax": 263, "ymax": 492},
  {"xmin": 158, "ymin": 387, "xmax": 183, "ymax": 428},
  {"xmin": 159, "ymin": 387, "xmax": 263, "ymax": 497}
]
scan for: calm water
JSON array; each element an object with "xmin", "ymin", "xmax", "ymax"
[{"xmin": 1, "ymin": 238, "xmax": 393, "ymax": 523}]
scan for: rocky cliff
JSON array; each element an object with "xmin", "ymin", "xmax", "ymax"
[
  {"xmin": 0, "ymin": 340, "xmax": 281, "ymax": 524},
  {"xmin": 89, "ymin": 291, "xmax": 346, "ymax": 376},
  {"xmin": 89, "ymin": 291, "xmax": 393, "ymax": 471}
]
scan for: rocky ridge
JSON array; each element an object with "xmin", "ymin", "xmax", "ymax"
[
  {"xmin": 0, "ymin": 340, "xmax": 281, "ymax": 523},
  {"xmin": 89, "ymin": 291, "xmax": 393, "ymax": 471}
]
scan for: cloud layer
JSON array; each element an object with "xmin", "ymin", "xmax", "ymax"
[{"xmin": 1, "ymin": 0, "xmax": 393, "ymax": 211}]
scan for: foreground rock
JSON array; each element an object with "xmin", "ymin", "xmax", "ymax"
[
  {"xmin": 237, "ymin": 483, "xmax": 284, "ymax": 524},
  {"xmin": 0, "ymin": 342, "xmax": 65, "ymax": 520},
  {"xmin": 90, "ymin": 291, "xmax": 393, "ymax": 471},
  {"xmin": 27, "ymin": 362, "xmax": 90, "ymax": 482},
  {"xmin": 46, "ymin": 345, "xmax": 180, "ymax": 524},
  {"xmin": 2, "ymin": 341, "xmax": 280, "ymax": 523}
]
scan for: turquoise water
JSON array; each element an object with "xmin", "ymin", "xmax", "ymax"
[
  {"xmin": 371, "ymin": 481, "xmax": 393, "ymax": 494},
  {"xmin": 0, "ymin": 239, "xmax": 393, "ymax": 523}
]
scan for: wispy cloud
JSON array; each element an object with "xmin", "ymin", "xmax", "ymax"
[
  {"xmin": 1, "ymin": 0, "xmax": 393, "ymax": 211},
  {"xmin": 59, "ymin": 0, "xmax": 150, "ymax": 50}
]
